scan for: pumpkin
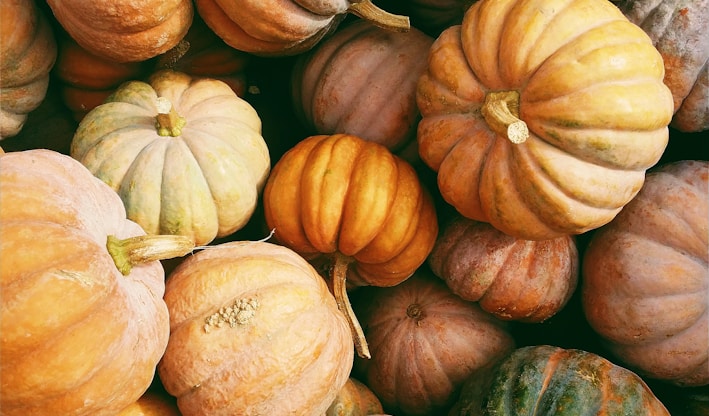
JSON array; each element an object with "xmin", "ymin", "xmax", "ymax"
[
  {"xmin": 291, "ymin": 19, "xmax": 434, "ymax": 154},
  {"xmin": 194, "ymin": 0, "xmax": 410, "ymax": 56},
  {"xmin": 326, "ymin": 377, "xmax": 384, "ymax": 416},
  {"xmin": 416, "ymin": 0, "xmax": 675, "ymax": 240},
  {"xmin": 71, "ymin": 69, "xmax": 270, "ymax": 247},
  {"xmin": 613, "ymin": 0, "xmax": 709, "ymax": 133},
  {"xmin": 262, "ymin": 133, "xmax": 439, "ymax": 358},
  {"xmin": 0, "ymin": 149, "xmax": 194, "ymax": 415},
  {"xmin": 449, "ymin": 345, "xmax": 671, "ymax": 415},
  {"xmin": 45, "ymin": 0, "xmax": 193, "ymax": 63},
  {"xmin": 428, "ymin": 215, "xmax": 578, "ymax": 323},
  {"xmin": 118, "ymin": 391, "xmax": 181, "ymax": 416},
  {"xmin": 0, "ymin": 0, "xmax": 57, "ymax": 139},
  {"xmin": 582, "ymin": 159, "xmax": 708, "ymax": 387},
  {"xmin": 157, "ymin": 240, "xmax": 354, "ymax": 416},
  {"xmin": 352, "ymin": 269, "xmax": 515, "ymax": 415}
]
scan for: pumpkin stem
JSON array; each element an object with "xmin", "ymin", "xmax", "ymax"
[
  {"xmin": 481, "ymin": 90, "xmax": 529, "ymax": 144},
  {"xmin": 155, "ymin": 96, "xmax": 187, "ymax": 137},
  {"xmin": 107, "ymin": 234, "xmax": 195, "ymax": 276},
  {"xmin": 332, "ymin": 253, "xmax": 371, "ymax": 359},
  {"xmin": 348, "ymin": 0, "xmax": 410, "ymax": 33}
]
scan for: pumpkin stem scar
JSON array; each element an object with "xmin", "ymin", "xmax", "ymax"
[
  {"xmin": 332, "ymin": 252, "xmax": 371, "ymax": 359},
  {"xmin": 155, "ymin": 96, "xmax": 187, "ymax": 137},
  {"xmin": 481, "ymin": 90, "xmax": 529, "ymax": 144},
  {"xmin": 348, "ymin": 0, "xmax": 410, "ymax": 33},
  {"xmin": 203, "ymin": 298, "xmax": 260, "ymax": 333},
  {"xmin": 106, "ymin": 234, "xmax": 195, "ymax": 275}
]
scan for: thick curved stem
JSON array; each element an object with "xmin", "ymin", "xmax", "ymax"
[
  {"xmin": 155, "ymin": 96, "xmax": 187, "ymax": 137},
  {"xmin": 348, "ymin": 0, "xmax": 410, "ymax": 32},
  {"xmin": 107, "ymin": 234, "xmax": 194, "ymax": 275},
  {"xmin": 481, "ymin": 90, "xmax": 529, "ymax": 144},
  {"xmin": 332, "ymin": 253, "xmax": 371, "ymax": 359}
]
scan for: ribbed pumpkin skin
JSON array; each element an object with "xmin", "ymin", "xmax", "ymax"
[
  {"xmin": 157, "ymin": 241, "xmax": 354, "ymax": 416},
  {"xmin": 428, "ymin": 215, "xmax": 578, "ymax": 323},
  {"xmin": 71, "ymin": 70, "xmax": 270, "ymax": 247},
  {"xmin": 416, "ymin": 0, "xmax": 674, "ymax": 240},
  {"xmin": 0, "ymin": 0, "xmax": 56, "ymax": 139},
  {"xmin": 46, "ymin": 0, "xmax": 193, "ymax": 63},
  {"xmin": 451, "ymin": 345, "xmax": 671, "ymax": 415},
  {"xmin": 0, "ymin": 149, "xmax": 169, "ymax": 416},
  {"xmin": 582, "ymin": 160, "xmax": 709, "ymax": 387},
  {"xmin": 614, "ymin": 0, "xmax": 709, "ymax": 132},
  {"xmin": 292, "ymin": 20, "xmax": 433, "ymax": 153}
]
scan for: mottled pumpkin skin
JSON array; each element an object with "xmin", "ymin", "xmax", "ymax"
[
  {"xmin": 0, "ymin": 150, "xmax": 170, "ymax": 415},
  {"xmin": 416, "ymin": 0, "xmax": 674, "ymax": 240},
  {"xmin": 582, "ymin": 160, "xmax": 709, "ymax": 387},
  {"xmin": 614, "ymin": 0, "xmax": 709, "ymax": 132},
  {"xmin": 158, "ymin": 241, "xmax": 353, "ymax": 416},
  {"xmin": 450, "ymin": 345, "xmax": 671, "ymax": 415},
  {"xmin": 0, "ymin": 0, "xmax": 57, "ymax": 139},
  {"xmin": 428, "ymin": 215, "xmax": 578, "ymax": 323}
]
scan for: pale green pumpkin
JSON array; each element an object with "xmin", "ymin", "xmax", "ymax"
[{"xmin": 71, "ymin": 69, "xmax": 270, "ymax": 246}]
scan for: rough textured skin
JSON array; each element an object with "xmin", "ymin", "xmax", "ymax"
[
  {"xmin": 416, "ymin": 0, "xmax": 674, "ymax": 240},
  {"xmin": 582, "ymin": 160, "xmax": 709, "ymax": 387},
  {"xmin": 450, "ymin": 345, "xmax": 671, "ymax": 415},
  {"xmin": 0, "ymin": 149, "xmax": 170, "ymax": 415},
  {"xmin": 428, "ymin": 215, "xmax": 578, "ymax": 323},
  {"xmin": 0, "ymin": 0, "xmax": 56, "ymax": 138},
  {"xmin": 158, "ymin": 241, "xmax": 354, "ymax": 416}
]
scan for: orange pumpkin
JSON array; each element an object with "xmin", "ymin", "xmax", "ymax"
[
  {"xmin": 262, "ymin": 133, "xmax": 439, "ymax": 358},
  {"xmin": 0, "ymin": 0, "xmax": 57, "ymax": 138},
  {"xmin": 326, "ymin": 377, "xmax": 384, "ymax": 416},
  {"xmin": 416, "ymin": 0, "xmax": 674, "ymax": 240},
  {"xmin": 118, "ymin": 391, "xmax": 181, "ymax": 416},
  {"xmin": 0, "ymin": 149, "xmax": 193, "ymax": 415}
]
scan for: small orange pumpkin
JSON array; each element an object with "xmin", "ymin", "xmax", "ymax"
[{"xmin": 326, "ymin": 377, "xmax": 384, "ymax": 416}]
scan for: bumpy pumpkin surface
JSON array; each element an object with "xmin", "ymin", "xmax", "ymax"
[
  {"xmin": 158, "ymin": 241, "xmax": 354, "ymax": 416},
  {"xmin": 582, "ymin": 160, "xmax": 708, "ymax": 387},
  {"xmin": 0, "ymin": 149, "xmax": 191, "ymax": 415},
  {"xmin": 71, "ymin": 69, "xmax": 270, "ymax": 247},
  {"xmin": 416, "ymin": 0, "xmax": 674, "ymax": 240},
  {"xmin": 0, "ymin": 0, "xmax": 57, "ymax": 139},
  {"xmin": 450, "ymin": 345, "xmax": 671, "ymax": 415}
]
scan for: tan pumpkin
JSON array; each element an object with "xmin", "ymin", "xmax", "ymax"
[
  {"xmin": 46, "ymin": 0, "xmax": 193, "ymax": 63},
  {"xmin": 157, "ymin": 240, "xmax": 354, "ymax": 416},
  {"xmin": 0, "ymin": 0, "xmax": 57, "ymax": 139},
  {"xmin": 416, "ymin": 0, "xmax": 675, "ymax": 240},
  {"xmin": 71, "ymin": 69, "xmax": 270, "ymax": 247},
  {"xmin": 582, "ymin": 159, "xmax": 708, "ymax": 387},
  {"xmin": 0, "ymin": 149, "xmax": 193, "ymax": 415},
  {"xmin": 262, "ymin": 133, "xmax": 439, "ymax": 358}
]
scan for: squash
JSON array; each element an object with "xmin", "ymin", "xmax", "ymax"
[
  {"xmin": 416, "ymin": 0, "xmax": 675, "ymax": 240},
  {"xmin": 291, "ymin": 19, "xmax": 434, "ymax": 154},
  {"xmin": 0, "ymin": 149, "xmax": 193, "ymax": 415},
  {"xmin": 118, "ymin": 391, "xmax": 181, "ymax": 416},
  {"xmin": 45, "ymin": 0, "xmax": 193, "ymax": 63},
  {"xmin": 71, "ymin": 69, "xmax": 270, "ymax": 247},
  {"xmin": 0, "ymin": 0, "xmax": 57, "ymax": 139},
  {"xmin": 326, "ymin": 377, "xmax": 384, "ymax": 416},
  {"xmin": 582, "ymin": 159, "xmax": 708, "ymax": 387},
  {"xmin": 262, "ymin": 133, "xmax": 439, "ymax": 358},
  {"xmin": 352, "ymin": 269, "xmax": 515, "ymax": 415},
  {"xmin": 428, "ymin": 215, "xmax": 578, "ymax": 322},
  {"xmin": 449, "ymin": 345, "xmax": 671, "ymax": 415},
  {"xmin": 194, "ymin": 0, "xmax": 410, "ymax": 56},
  {"xmin": 157, "ymin": 240, "xmax": 354, "ymax": 416},
  {"xmin": 613, "ymin": 0, "xmax": 709, "ymax": 133}
]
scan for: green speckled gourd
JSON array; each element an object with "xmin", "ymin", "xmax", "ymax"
[{"xmin": 449, "ymin": 345, "xmax": 670, "ymax": 416}]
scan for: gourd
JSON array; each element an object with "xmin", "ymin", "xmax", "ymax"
[
  {"xmin": 0, "ymin": 149, "xmax": 193, "ymax": 415},
  {"xmin": 582, "ymin": 159, "xmax": 708, "ymax": 387},
  {"xmin": 71, "ymin": 69, "xmax": 270, "ymax": 247},
  {"xmin": 416, "ymin": 0, "xmax": 675, "ymax": 240},
  {"xmin": 326, "ymin": 377, "xmax": 384, "ymax": 416},
  {"xmin": 157, "ymin": 240, "xmax": 354, "ymax": 416}
]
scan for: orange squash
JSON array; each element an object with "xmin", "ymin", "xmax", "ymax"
[
  {"xmin": 326, "ymin": 377, "xmax": 384, "ymax": 416},
  {"xmin": 118, "ymin": 391, "xmax": 181, "ymax": 416}
]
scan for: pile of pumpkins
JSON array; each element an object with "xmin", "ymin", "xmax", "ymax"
[{"xmin": 1, "ymin": 0, "xmax": 707, "ymax": 415}]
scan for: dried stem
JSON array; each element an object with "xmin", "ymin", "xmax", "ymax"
[
  {"xmin": 155, "ymin": 96, "xmax": 186, "ymax": 137},
  {"xmin": 348, "ymin": 0, "xmax": 410, "ymax": 32},
  {"xmin": 107, "ymin": 234, "xmax": 195, "ymax": 275},
  {"xmin": 481, "ymin": 90, "xmax": 529, "ymax": 144},
  {"xmin": 332, "ymin": 253, "xmax": 371, "ymax": 359}
]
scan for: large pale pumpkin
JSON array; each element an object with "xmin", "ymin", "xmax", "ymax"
[
  {"xmin": 0, "ymin": 0, "xmax": 57, "ymax": 139},
  {"xmin": 416, "ymin": 0, "xmax": 675, "ymax": 240},
  {"xmin": 0, "ymin": 149, "xmax": 193, "ymax": 415},
  {"xmin": 582, "ymin": 160, "xmax": 708, "ymax": 387},
  {"xmin": 71, "ymin": 69, "xmax": 270, "ymax": 247},
  {"xmin": 157, "ymin": 240, "xmax": 354, "ymax": 416}
]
